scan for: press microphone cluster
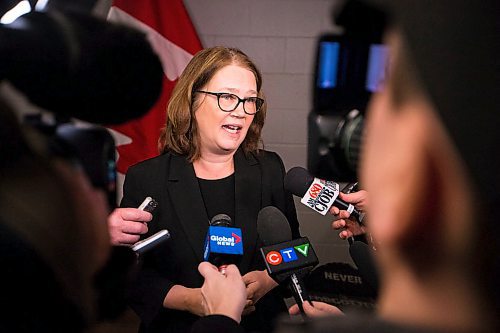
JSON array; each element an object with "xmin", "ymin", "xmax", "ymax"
[
  {"xmin": 257, "ymin": 206, "xmax": 319, "ymax": 315},
  {"xmin": 203, "ymin": 214, "xmax": 243, "ymax": 275},
  {"xmin": 285, "ymin": 167, "xmax": 365, "ymax": 224}
]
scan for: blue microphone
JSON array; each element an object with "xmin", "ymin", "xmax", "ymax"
[{"xmin": 203, "ymin": 214, "xmax": 243, "ymax": 274}]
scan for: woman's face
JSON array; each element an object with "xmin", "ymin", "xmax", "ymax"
[{"xmin": 194, "ymin": 64, "xmax": 257, "ymax": 157}]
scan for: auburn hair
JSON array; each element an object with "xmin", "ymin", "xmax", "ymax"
[{"xmin": 158, "ymin": 46, "xmax": 266, "ymax": 161}]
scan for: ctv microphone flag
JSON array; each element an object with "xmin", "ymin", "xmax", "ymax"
[
  {"xmin": 260, "ymin": 237, "xmax": 319, "ymax": 282},
  {"xmin": 107, "ymin": 0, "xmax": 202, "ymax": 201},
  {"xmin": 257, "ymin": 206, "xmax": 316, "ymax": 316}
]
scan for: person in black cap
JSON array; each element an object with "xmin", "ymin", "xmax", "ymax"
[{"xmin": 190, "ymin": 0, "xmax": 500, "ymax": 332}]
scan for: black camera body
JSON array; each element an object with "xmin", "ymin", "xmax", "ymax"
[
  {"xmin": 308, "ymin": 1, "xmax": 388, "ymax": 182},
  {"xmin": 23, "ymin": 114, "xmax": 118, "ymax": 209}
]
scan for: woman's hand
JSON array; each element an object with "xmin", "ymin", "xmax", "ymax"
[
  {"xmin": 107, "ymin": 207, "xmax": 152, "ymax": 245},
  {"xmin": 289, "ymin": 301, "xmax": 343, "ymax": 318},
  {"xmin": 198, "ymin": 262, "xmax": 246, "ymax": 323},
  {"xmin": 241, "ymin": 270, "xmax": 278, "ymax": 315},
  {"xmin": 330, "ymin": 191, "xmax": 368, "ymax": 239},
  {"xmin": 163, "ymin": 285, "xmax": 208, "ymax": 317},
  {"xmin": 184, "ymin": 287, "xmax": 208, "ymax": 317}
]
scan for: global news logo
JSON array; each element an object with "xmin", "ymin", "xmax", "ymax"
[
  {"xmin": 210, "ymin": 233, "xmax": 242, "ymax": 247},
  {"xmin": 265, "ymin": 243, "xmax": 310, "ymax": 266}
]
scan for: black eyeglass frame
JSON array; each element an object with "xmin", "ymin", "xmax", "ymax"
[{"xmin": 196, "ymin": 90, "xmax": 264, "ymax": 115}]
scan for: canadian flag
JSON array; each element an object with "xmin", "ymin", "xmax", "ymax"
[{"xmin": 106, "ymin": 0, "xmax": 202, "ymax": 200}]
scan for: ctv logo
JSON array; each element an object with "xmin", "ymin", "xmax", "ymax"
[
  {"xmin": 210, "ymin": 233, "xmax": 242, "ymax": 246},
  {"xmin": 265, "ymin": 243, "xmax": 310, "ymax": 266}
]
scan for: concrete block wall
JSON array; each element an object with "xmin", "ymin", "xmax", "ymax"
[{"xmin": 184, "ymin": 0, "xmax": 354, "ymax": 266}]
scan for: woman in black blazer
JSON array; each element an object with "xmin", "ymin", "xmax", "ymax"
[{"xmin": 109, "ymin": 46, "xmax": 300, "ymax": 333}]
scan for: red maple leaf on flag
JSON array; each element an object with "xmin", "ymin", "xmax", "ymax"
[{"xmin": 106, "ymin": 0, "xmax": 202, "ymax": 192}]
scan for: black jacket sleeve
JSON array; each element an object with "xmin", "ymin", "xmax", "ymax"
[
  {"xmin": 191, "ymin": 315, "xmax": 245, "ymax": 333},
  {"xmin": 121, "ymin": 161, "xmax": 176, "ymax": 326}
]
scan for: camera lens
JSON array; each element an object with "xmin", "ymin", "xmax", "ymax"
[
  {"xmin": 308, "ymin": 110, "xmax": 364, "ymax": 182},
  {"xmin": 338, "ymin": 109, "xmax": 364, "ymax": 177}
]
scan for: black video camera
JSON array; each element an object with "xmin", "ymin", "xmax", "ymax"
[
  {"xmin": 23, "ymin": 113, "xmax": 119, "ymax": 208},
  {"xmin": 308, "ymin": 0, "xmax": 388, "ymax": 182}
]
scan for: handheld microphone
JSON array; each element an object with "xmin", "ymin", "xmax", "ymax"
[
  {"xmin": 203, "ymin": 214, "xmax": 243, "ymax": 275},
  {"xmin": 132, "ymin": 197, "xmax": 170, "ymax": 254},
  {"xmin": 285, "ymin": 167, "xmax": 365, "ymax": 224},
  {"xmin": 349, "ymin": 240, "xmax": 379, "ymax": 295},
  {"xmin": 257, "ymin": 206, "xmax": 318, "ymax": 315}
]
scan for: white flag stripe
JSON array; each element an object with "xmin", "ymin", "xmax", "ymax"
[
  {"xmin": 107, "ymin": 7, "xmax": 194, "ymax": 80},
  {"xmin": 107, "ymin": 127, "xmax": 132, "ymax": 147}
]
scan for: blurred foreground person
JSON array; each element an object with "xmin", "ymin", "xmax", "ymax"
[
  {"xmin": 192, "ymin": 0, "xmax": 500, "ymax": 332},
  {"xmin": 0, "ymin": 95, "xmax": 112, "ymax": 332}
]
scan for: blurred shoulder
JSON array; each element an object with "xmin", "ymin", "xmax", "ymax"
[{"xmin": 276, "ymin": 313, "xmax": 443, "ymax": 333}]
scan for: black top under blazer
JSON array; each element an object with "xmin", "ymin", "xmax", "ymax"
[{"xmin": 121, "ymin": 149, "xmax": 301, "ymax": 333}]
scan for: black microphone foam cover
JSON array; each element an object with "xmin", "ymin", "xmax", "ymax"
[
  {"xmin": 2, "ymin": 10, "xmax": 163, "ymax": 125},
  {"xmin": 284, "ymin": 167, "xmax": 314, "ymax": 197},
  {"xmin": 210, "ymin": 214, "xmax": 232, "ymax": 227},
  {"xmin": 349, "ymin": 240, "xmax": 379, "ymax": 293},
  {"xmin": 257, "ymin": 206, "xmax": 292, "ymax": 246}
]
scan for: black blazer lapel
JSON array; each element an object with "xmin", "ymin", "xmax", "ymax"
[
  {"xmin": 167, "ymin": 154, "xmax": 209, "ymax": 262},
  {"xmin": 234, "ymin": 150, "xmax": 262, "ymax": 272}
]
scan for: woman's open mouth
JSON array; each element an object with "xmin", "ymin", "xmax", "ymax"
[{"xmin": 222, "ymin": 124, "xmax": 242, "ymax": 134}]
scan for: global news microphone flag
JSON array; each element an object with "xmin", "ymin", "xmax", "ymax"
[{"xmin": 106, "ymin": 0, "xmax": 202, "ymax": 200}]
